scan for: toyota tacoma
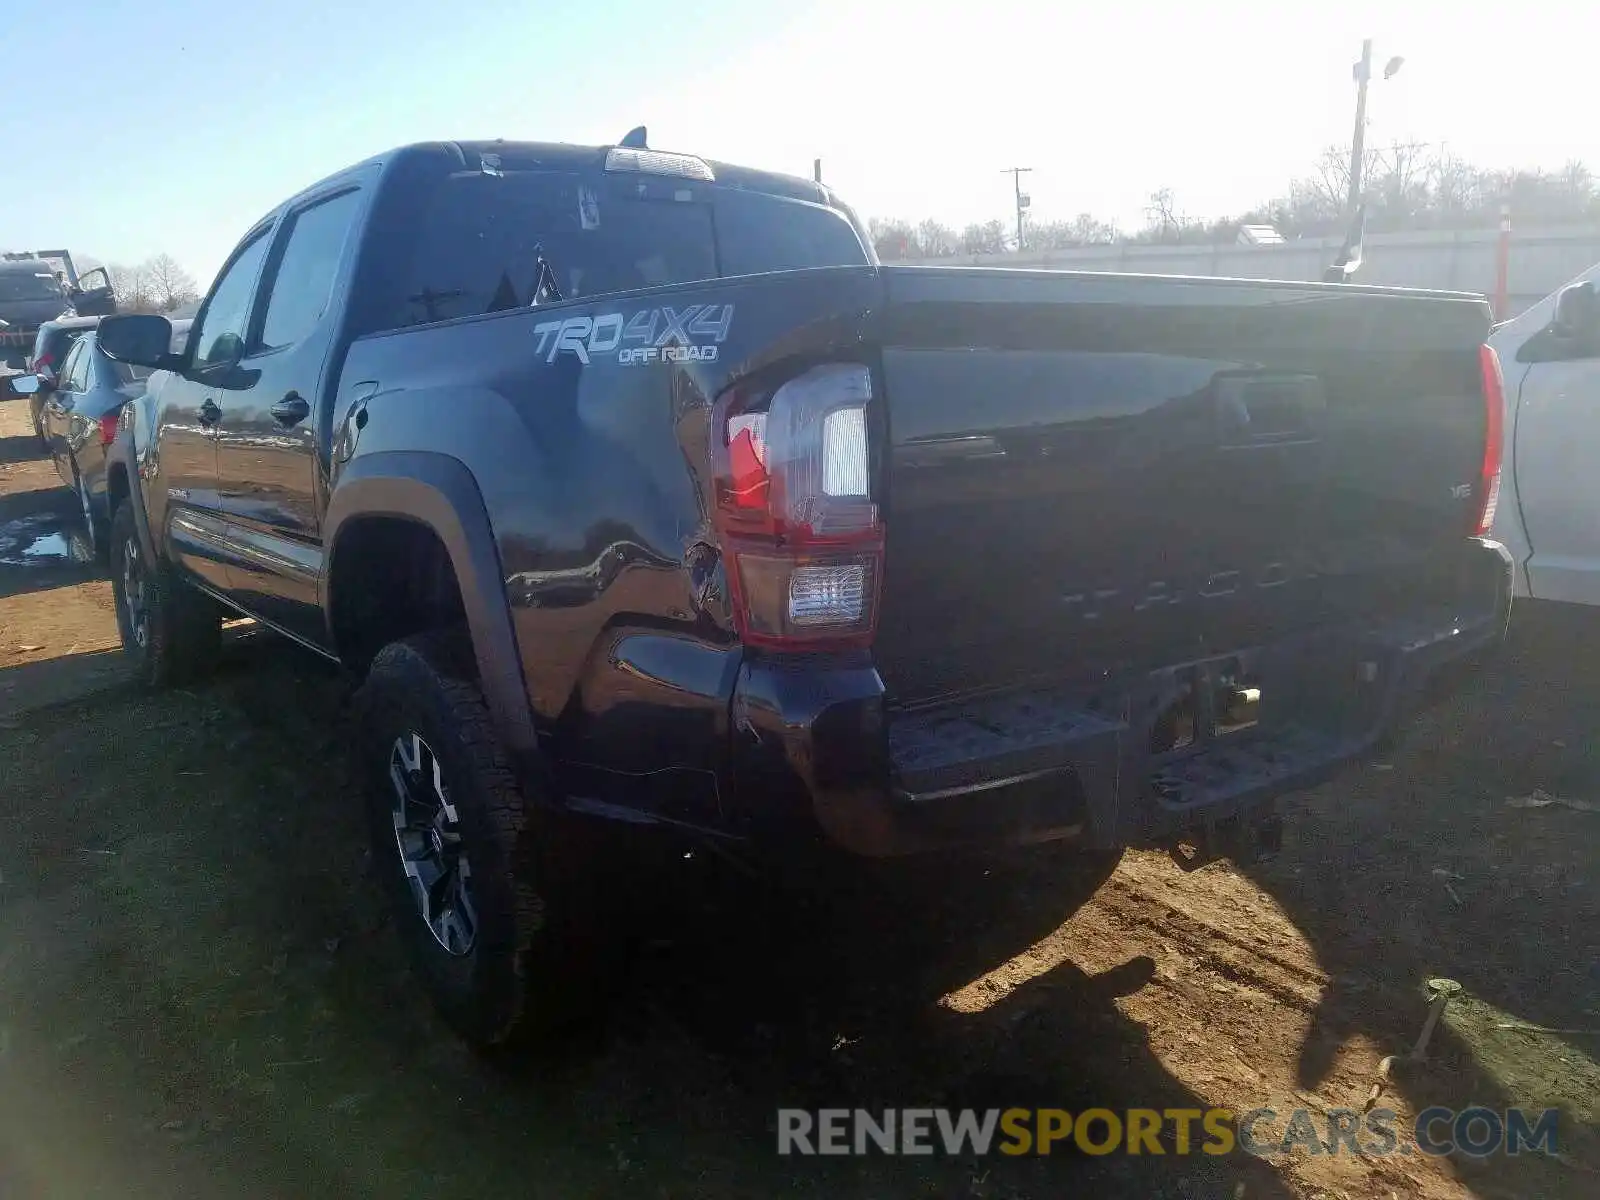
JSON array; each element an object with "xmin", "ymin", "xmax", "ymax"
[{"xmin": 95, "ymin": 134, "xmax": 1513, "ymax": 1050}]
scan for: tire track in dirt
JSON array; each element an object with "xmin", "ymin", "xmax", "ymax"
[{"xmin": 1091, "ymin": 868, "xmax": 1330, "ymax": 1012}]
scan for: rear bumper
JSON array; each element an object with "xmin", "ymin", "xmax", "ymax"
[{"xmin": 727, "ymin": 540, "xmax": 1513, "ymax": 858}]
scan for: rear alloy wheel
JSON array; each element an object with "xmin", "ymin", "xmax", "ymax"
[
  {"xmin": 109, "ymin": 503, "xmax": 221, "ymax": 687},
  {"xmin": 357, "ymin": 631, "xmax": 608, "ymax": 1054}
]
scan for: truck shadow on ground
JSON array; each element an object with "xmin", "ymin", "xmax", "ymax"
[
  {"xmin": 6, "ymin": 599, "xmax": 1595, "ymax": 1196},
  {"xmin": 0, "ymin": 637, "xmax": 1300, "ymax": 1198}
]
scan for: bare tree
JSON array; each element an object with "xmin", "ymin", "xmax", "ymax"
[
  {"xmin": 1143, "ymin": 188, "xmax": 1182, "ymax": 243},
  {"xmin": 915, "ymin": 219, "xmax": 959, "ymax": 258},
  {"xmin": 1067, "ymin": 213, "xmax": 1118, "ymax": 244},
  {"xmin": 143, "ymin": 253, "xmax": 200, "ymax": 313},
  {"xmin": 106, "ymin": 263, "xmax": 158, "ymax": 313},
  {"xmin": 868, "ymin": 216, "xmax": 916, "ymax": 260},
  {"xmin": 865, "ymin": 148, "xmax": 1600, "ymax": 260},
  {"xmin": 1429, "ymin": 150, "xmax": 1482, "ymax": 224},
  {"xmin": 960, "ymin": 220, "xmax": 1009, "ymax": 256},
  {"xmin": 1025, "ymin": 214, "xmax": 1121, "ymax": 251}
]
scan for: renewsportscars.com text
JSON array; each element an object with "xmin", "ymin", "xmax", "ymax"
[{"xmin": 776, "ymin": 1106, "xmax": 1558, "ymax": 1159}]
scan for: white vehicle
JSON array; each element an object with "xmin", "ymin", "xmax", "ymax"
[{"xmin": 1488, "ymin": 264, "xmax": 1600, "ymax": 604}]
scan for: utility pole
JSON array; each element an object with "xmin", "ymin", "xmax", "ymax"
[
  {"xmin": 1002, "ymin": 167, "xmax": 1032, "ymax": 251},
  {"xmin": 813, "ymin": 158, "xmax": 823, "ymax": 184},
  {"xmin": 1345, "ymin": 39, "xmax": 1373, "ymax": 221},
  {"xmin": 1344, "ymin": 41, "xmax": 1404, "ymax": 223}
]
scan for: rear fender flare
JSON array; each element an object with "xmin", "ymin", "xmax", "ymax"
[{"xmin": 323, "ymin": 451, "xmax": 537, "ymax": 757}]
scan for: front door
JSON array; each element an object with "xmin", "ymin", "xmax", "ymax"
[
  {"xmin": 150, "ymin": 229, "xmax": 274, "ymax": 594},
  {"xmin": 213, "ymin": 185, "xmax": 364, "ymax": 646}
]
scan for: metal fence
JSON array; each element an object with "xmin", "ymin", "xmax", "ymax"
[{"xmin": 895, "ymin": 225, "xmax": 1600, "ymax": 319}]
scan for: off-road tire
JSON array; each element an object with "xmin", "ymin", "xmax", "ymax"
[
  {"xmin": 109, "ymin": 502, "xmax": 221, "ymax": 687},
  {"xmin": 355, "ymin": 631, "xmax": 604, "ymax": 1054}
]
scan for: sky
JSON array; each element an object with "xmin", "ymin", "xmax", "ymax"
[{"xmin": 5, "ymin": 0, "xmax": 1595, "ymax": 288}]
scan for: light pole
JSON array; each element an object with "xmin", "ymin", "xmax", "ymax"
[{"xmin": 1345, "ymin": 40, "xmax": 1405, "ymax": 221}]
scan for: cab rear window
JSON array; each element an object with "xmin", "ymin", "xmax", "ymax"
[
  {"xmin": 0, "ymin": 270, "xmax": 64, "ymax": 302},
  {"xmin": 362, "ymin": 168, "xmax": 867, "ymax": 334}
]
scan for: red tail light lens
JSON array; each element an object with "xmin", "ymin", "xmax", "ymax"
[
  {"xmin": 1477, "ymin": 344, "xmax": 1505, "ymax": 536},
  {"xmin": 711, "ymin": 363, "xmax": 882, "ymax": 649},
  {"xmin": 99, "ymin": 411, "xmax": 120, "ymax": 446}
]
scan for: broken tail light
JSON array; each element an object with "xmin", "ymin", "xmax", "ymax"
[{"xmin": 711, "ymin": 363, "xmax": 882, "ymax": 650}]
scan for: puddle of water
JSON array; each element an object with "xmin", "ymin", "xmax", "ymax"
[
  {"xmin": 23, "ymin": 533, "xmax": 70, "ymax": 560},
  {"xmin": 0, "ymin": 517, "xmax": 93, "ymax": 568}
]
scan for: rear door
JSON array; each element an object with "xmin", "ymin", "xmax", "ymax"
[
  {"xmin": 152, "ymin": 229, "xmax": 274, "ymax": 593},
  {"xmin": 44, "ymin": 338, "xmax": 91, "ymax": 476},
  {"xmin": 212, "ymin": 182, "xmax": 366, "ymax": 645}
]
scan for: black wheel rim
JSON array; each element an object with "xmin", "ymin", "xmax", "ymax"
[
  {"xmin": 119, "ymin": 532, "xmax": 149, "ymax": 649},
  {"xmin": 389, "ymin": 731, "xmax": 477, "ymax": 956}
]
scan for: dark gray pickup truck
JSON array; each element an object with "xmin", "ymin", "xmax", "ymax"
[
  {"xmin": 96, "ymin": 134, "xmax": 1512, "ymax": 1051},
  {"xmin": 0, "ymin": 252, "xmax": 116, "ymax": 369}
]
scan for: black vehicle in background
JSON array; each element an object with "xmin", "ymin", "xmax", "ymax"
[
  {"xmin": 94, "ymin": 135, "xmax": 1512, "ymax": 1053},
  {"xmin": 0, "ymin": 251, "xmax": 116, "ymax": 369}
]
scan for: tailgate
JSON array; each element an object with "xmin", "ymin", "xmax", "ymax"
[{"xmin": 872, "ymin": 267, "xmax": 1494, "ymax": 705}]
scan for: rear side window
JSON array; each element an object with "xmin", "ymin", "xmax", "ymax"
[
  {"xmin": 259, "ymin": 189, "xmax": 362, "ymax": 350},
  {"xmin": 33, "ymin": 326, "xmax": 82, "ymax": 369},
  {"xmin": 61, "ymin": 339, "xmax": 91, "ymax": 392},
  {"xmin": 364, "ymin": 167, "xmax": 867, "ymax": 335},
  {"xmin": 714, "ymin": 191, "xmax": 868, "ymax": 277},
  {"xmin": 375, "ymin": 171, "xmax": 715, "ymax": 331}
]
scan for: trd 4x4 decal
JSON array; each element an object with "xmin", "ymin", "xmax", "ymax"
[{"xmin": 533, "ymin": 303, "xmax": 734, "ymax": 366}]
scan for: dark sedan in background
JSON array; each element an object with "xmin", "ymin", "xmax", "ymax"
[
  {"xmin": 24, "ymin": 315, "xmax": 102, "ymax": 447},
  {"xmin": 4, "ymin": 319, "xmax": 190, "ymax": 561}
]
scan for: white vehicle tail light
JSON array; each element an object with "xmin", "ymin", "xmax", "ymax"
[
  {"xmin": 1477, "ymin": 344, "xmax": 1504, "ymax": 536},
  {"xmin": 711, "ymin": 363, "xmax": 881, "ymax": 649}
]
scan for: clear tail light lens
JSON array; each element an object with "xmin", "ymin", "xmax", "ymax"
[
  {"xmin": 711, "ymin": 363, "xmax": 882, "ymax": 649},
  {"xmin": 1477, "ymin": 344, "xmax": 1505, "ymax": 537}
]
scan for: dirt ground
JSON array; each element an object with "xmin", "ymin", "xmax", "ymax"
[{"xmin": 1, "ymin": 397, "xmax": 1596, "ymax": 1199}]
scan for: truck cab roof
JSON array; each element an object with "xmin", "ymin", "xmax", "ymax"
[{"xmin": 264, "ymin": 139, "xmax": 852, "ymax": 233}]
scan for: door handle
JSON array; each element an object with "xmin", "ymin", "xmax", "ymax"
[
  {"xmin": 198, "ymin": 398, "xmax": 221, "ymax": 427},
  {"xmin": 271, "ymin": 393, "xmax": 311, "ymax": 426}
]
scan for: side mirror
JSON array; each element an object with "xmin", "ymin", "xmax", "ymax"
[
  {"xmin": 2, "ymin": 374, "xmax": 41, "ymax": 400},
  {"xmin": 197, "ymin": 331, "xmax": 245, "ymax": 376},
  {"xmin": 98, "ymin": 313, "xmax": 179, "ymax": 370},
  {"xmin": 1553, "ymin": 282, "xmax": 1600, "ymax": 341}
]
